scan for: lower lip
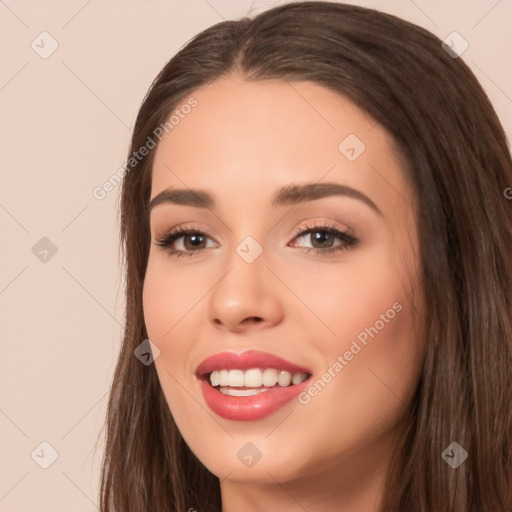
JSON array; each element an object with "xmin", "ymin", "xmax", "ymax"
[{"xmin": 199, "ymin": 378, "xmax": 310, "ymax": 421}]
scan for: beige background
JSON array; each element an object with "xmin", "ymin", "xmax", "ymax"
[{"xmin": 1, "ymin": 0, "xmax": 510, "ymax": 510}]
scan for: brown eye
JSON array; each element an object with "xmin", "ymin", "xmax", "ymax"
[
  {"xmin": 290, "ymin": 223, "xmax": 358, "ymax": 255},
  {"xmin": 155, "ymin": 227, "xmax": 217, "ymax": 258}
]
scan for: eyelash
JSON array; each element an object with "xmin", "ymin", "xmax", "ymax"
[{"xmin": 154, "ymin": 222, "xmax": 358, "ymax": 259}]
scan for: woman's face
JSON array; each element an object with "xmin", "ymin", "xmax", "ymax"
[{"xmin": 143, "ymin": 75, "xmax": 424, "ymax": 492}]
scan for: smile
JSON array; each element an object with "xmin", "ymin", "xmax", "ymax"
[
  {"xmin": 196, "ymin": 350, "xmax": 313, "ymax": 421},
  {"xmin": 210, "ymin": 368, "xmax": 309, "ymax": 393}
]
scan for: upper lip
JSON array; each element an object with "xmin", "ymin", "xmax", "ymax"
[{"xmin": 195, "ymin": 350, "xmax": 312, "ymax": 377}]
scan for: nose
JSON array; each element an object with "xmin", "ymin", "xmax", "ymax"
[{"xmin": 208, "ymin": 257, "xmax": 284, "ymax": 334}]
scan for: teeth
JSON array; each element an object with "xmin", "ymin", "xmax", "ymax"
[
  {"xmin": 209, "ymin": 368, "xmax": 308, "ymax": 388},
  {"xmin": 292, "ymin": 372, "xmax": 307, "ymax": 385},
  {"xmin": 244, "ymin": 368, "xmax": 262, "ymax": 387},
  {"xmin": 278, "ymin": 371, "xmax": 292, "ymax": 386},
  {"xmin": 219, "ymin": 369, "xmax": 229, "ymax": 386},
  {"xmin": 210, "ymin": 371, "xmax": 220, "ymax": 387},
  {"xmin": 218, "ymin": 387, "xmax": 270, "ymax": 397},
  {"xmin": 262, "ymin": 368, "xmax": 278, "ymax": 386},
  {"xmin": 228, "ymin": 369, "xmax": 244, "ymax": 386}
]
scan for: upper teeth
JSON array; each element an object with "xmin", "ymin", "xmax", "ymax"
[{"xmin": 209, "ymin": 368, "xmax": 308, "ymax": 388}]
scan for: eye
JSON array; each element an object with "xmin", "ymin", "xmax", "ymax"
[
  {"xmin": 289, "ymin": 221, "xmax": 358, "ymax": 255},
  {"xmin": 154, "ymin": 225, "xmax": 218, "ymax": 259},
  {"xmin": 154, "ymin": 222, "xmax": 358, "ymax": 258}
]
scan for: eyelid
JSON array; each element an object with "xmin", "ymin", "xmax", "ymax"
[
  {"xmin": 291, "ymin": 219, "xmax": 354, "ymax": 238},
  {"xmin": 154, "ymin": 219, "xmax": 353, "ymax": 241}
]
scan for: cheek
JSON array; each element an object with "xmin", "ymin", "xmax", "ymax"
[
  {"xmin": 295, "ymin": 245, "xmax": 421, "ymax": 410},
  {"xmin": 142, "ymin": 259, "xmax": 192, "ymax": 387},
  {"xmin": 142, "ymin": 255, "xmax": 217, "ymax": 382},
  {"xmin": 289, "ymin": 244, "xmax": 411, "ymax": 345},
  {"xmin": 142, "ymin": 257, "xmax": 199, "ymax": 341},
  {"xmin": 297, "ymin": 252, "xmax": 421, "ymax": 444},
  {"xmin": 142, "ymin": 261, "xmax": 200, "ymax": 419}
]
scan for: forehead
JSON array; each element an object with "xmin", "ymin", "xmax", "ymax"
[{"xmin": 150, "ymin": 75, "xmax": 411, "ymax": 214}]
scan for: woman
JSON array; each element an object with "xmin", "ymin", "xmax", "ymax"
[{"xmin": 99, "ymin": 2, "xmax": 512, "ymax": 511}]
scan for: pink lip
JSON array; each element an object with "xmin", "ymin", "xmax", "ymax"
[
  {"xmin": 199, "ymin": 379, "xmax": 311, "ymax": 421},
  {"xmin": 195, "ymin": 350, "xmax": 312, "ymax": 421},
  {"xmin": 195, "ymin": 350, "xmax": 312, "ymax": 376}
]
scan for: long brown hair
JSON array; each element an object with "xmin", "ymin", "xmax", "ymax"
[{"xmin": 99, "ymin": 2, "xmax": 512, "ymax": 510}]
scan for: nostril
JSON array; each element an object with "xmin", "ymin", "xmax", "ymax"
[{"xmin": 242, "ymin": 317, "xmax": 263, "ymax": 325}]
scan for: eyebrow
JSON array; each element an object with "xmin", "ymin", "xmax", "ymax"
[{"xmin": 146, "ymin": 182, "xmax": 382, "ymax": 217}]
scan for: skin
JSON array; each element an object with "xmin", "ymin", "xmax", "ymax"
[{"xmin": 143, "ymin": 74, "xmax": 425, "ymax": 512}]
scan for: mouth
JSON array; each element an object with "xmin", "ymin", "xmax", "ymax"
[
  {"xmin": 199, "ymin": 368, "xmax": 311, "ymax": 396},
  {"xmin": 195, "ymin": 350, "xmax": 313, "ymax": 421}
]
